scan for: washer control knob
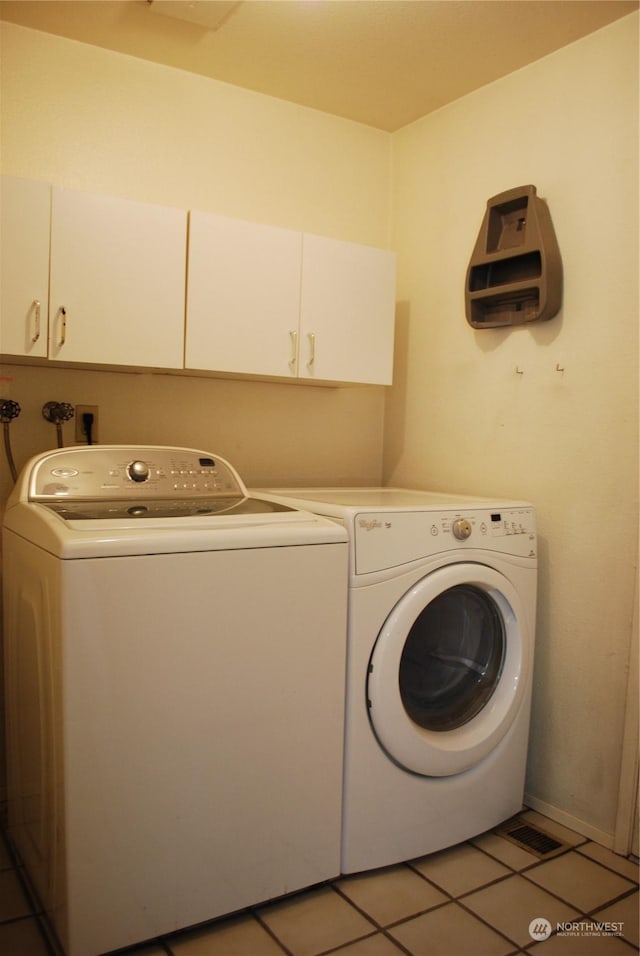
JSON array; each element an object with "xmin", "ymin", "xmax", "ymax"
[
  {"xmin": 127, "ymin": 460, "xmax": 150, "ymax": 483},
  {"xmin": 452, "ymin": 517, "xmax": 472, "ymax": 540}
]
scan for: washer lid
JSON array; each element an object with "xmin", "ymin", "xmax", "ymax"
[
  {"xmin": 367, "ymin": 562, "xmax": 531, "ymax": 777},
  {"xmin": 3, "ymin": 499, "xmax": 348, "ymax": 557},
  {"xmin": 41, "ymin": 496, "xmax": 293, "ymax": 521}
]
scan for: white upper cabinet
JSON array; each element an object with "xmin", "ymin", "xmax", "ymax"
[
  {"xmin": 49, "ymin": 188, "xmax": 186, "ymax": 368},
  {"xmin": 299, "ymin": 234, "xmax": 396, "ymax": 385},
  {"xmin": 1, "ymin": 176, "xmax": 51, "ymax": 358},
  {"xmin": 1, "ymin": 176, "xmax": 395, "ymax": 385},
  {"xmin": 186, "ymin": 212, "xmax": 302, "ymax": 377},
  {"xmin": 186, "ymin": 212, "xmax": 396, "ymax": 385}
]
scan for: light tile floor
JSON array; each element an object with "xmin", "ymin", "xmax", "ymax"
[{"xmin": 1, "ymin": 810, "xmax": 638, "ymax": 956}]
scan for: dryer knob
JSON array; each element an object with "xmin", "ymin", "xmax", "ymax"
[
  {"xmin": 128, "ymin": 459, "xmax": 150, "ymax": 483},
  {"xmin": 452, "ymin": 518, "xmax": 472, "ymax": 540}
]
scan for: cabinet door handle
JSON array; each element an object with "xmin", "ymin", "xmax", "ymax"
[
  {"xmin": 58, "ymin": 306, "xmax": 67, "ymax": 347},
  {"xmin": 31, "ymin": 300, "xmax": 41, "ymax": 343},
  {"xmin": 289, "ymin": 329, "xmax": 298, "ymax": 370},
  {"xmin": 307, "ymin": 332, "xmax": 316, "ymax": 370}
]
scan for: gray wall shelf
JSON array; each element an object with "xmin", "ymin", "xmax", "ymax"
[{"xmin": 465, "ymin": 185, "xmax": 562, "ymax": 329}]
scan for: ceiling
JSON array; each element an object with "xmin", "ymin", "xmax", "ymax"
[{"xmin": 0, "ymin": 0, "xmax": 637, "ymax": 131}]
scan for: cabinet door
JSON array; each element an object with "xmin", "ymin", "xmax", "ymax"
[
  {"xmin": 49, "ymin": 189, "xmax": 186, "ymax": 368},
  {"xmin": 0, "ymin": 176, "xmax": 50, "ymax": 358},
  {"xmin": 186, "ymin": 211, "xmax": 302, "ymax": 377},
  {"xmin": 300, "ymin": 235, "xmax": 396, "ymax": 385}
]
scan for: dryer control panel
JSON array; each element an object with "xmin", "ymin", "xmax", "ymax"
[
  {"xmin": 354, "ymin": 506, "xmax": 536, "ymax": 575},
  {"xmin": 26, "ymin": 446, "xmax": 245, "ymax": 501}
]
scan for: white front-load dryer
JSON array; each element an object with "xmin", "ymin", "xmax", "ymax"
[{"xmin": 259, "ymin": 488, "xmax": 537, "ymax": 873}]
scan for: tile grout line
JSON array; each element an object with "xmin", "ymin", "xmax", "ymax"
[
  {"xmin": 380, "ymin": 842, "xmax": 638, "ymax": 955},
  {"xmin": 470, "ymin": 837, "xmax": 639, "ymax": 896},
  {"xmin": 435, "ymin": 849, "xmax": 639, "ymax": 955},
  {"xmin": 2, "ymin": 822, "xmax": 637, "ymax": 955},
  {"xmin": 332, "ymin": 858, "xmax": 526, "ymax": 954},
  {"xmin": 251, "ymin": 906, "xmax": 300, "ymax": 956},
  {"xmin": 573, "ymin": 844, "xmax": 640, "ymax": 883},
  {"xmin": 405, "ymin": 843, "xmax": 522, "ymax": 897},
  {"xmin": 328, "ymin": 881, "xmax": 416, "ymax": 956},
  {"xmin": 584, "ymin": 884, "xmax": 640, "ymax": 912},
  {"xmin": 118, "ymin": 850, "xmax": 640, "ymax": 956},
  {"xmin": 2, "ymin": 831, "xmax": 63, "ymax": 956},
  {"xmin": 517, "ymin": 861, "xmax": 639, "ymax": 912},
  {"xmin": 452, "ymin": 889, "xmax": 534, "ymax": 954}
]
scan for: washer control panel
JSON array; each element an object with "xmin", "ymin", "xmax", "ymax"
[{"xmin": 28, "ymin": 446, "xmax": 245, "ymax": 501}]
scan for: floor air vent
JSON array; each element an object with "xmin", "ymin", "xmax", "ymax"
[{"xmin": 496, "ymin": 818, "xmax": 568, "ymax": 859}]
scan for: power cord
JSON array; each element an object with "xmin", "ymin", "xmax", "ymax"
[
  {"xmin": 82, "ymin": 411, "xmax": 95, "ymax": 445},
  {"xmin": 0, "ymin": 399, "xmax": 21, "ymax": 482}
]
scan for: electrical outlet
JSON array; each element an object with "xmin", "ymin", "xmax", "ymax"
[{"xmin": 75, "ymin": 404, "xmax": 99, "ymax": 444}]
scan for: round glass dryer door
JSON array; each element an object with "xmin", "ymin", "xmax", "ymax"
[
  {"xmin": 367, "ymin": 563, "xmax": 531, "ymax": 777},
  {"xmin": 399, "ymin": 584, "xmax": 505, "ymax": 732}
]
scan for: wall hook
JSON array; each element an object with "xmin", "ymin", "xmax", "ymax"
[
  {"xmin": 555, "ymin": 363, "xmax": 565, "ymax": 373},
  {"xmin": 515, "ymin": 366, "xmax": 524, "ymax": 375}
]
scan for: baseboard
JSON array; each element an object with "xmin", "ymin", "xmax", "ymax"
[{"xmin": 524, "ymin": 793, "xmax": 614, "ymax": 849}]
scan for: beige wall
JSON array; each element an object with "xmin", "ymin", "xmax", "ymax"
[
  {"xmin": 386, "ymin": 14, "xmax": 639, "ymax": 844},
  {"xmin": 0, "ymin": 21, "xmax": 393, "ymax": 507},
  {"xmin": 0, "ymin": 21, "xmax": 393, "ymax": 805},
  {"xmin": 1, "ymin": 15, "xmax": 638, "ymax": 849}
]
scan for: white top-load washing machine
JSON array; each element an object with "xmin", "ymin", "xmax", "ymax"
[
  {"xmin": 3, "ymin": 447, "xmax": 349, "ymax": 956},
  {"xmin": 258, "ymin": 487, "xmax": 537, "ymax": 874}
]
